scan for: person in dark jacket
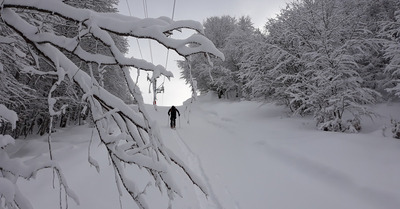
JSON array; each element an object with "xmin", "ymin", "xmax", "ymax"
[{"xmin": 168, "ymin": 106, "xmax": 180, "ymax": 128}]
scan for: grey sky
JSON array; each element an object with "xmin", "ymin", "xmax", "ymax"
[{"xmin": 118, "ymin": 0, "xmax": 291, "ymax": 106}]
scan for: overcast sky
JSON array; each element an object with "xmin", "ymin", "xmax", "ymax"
[{"xmin": 117, "ymin": 0, "xmax": 291, "ymax": 106}]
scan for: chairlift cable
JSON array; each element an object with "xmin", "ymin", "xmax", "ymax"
[
  {"xmin": 125, "ymin": 0, "xmax": 143, "ymax": 60},
  {"xmin": 142, "ymin": 0, "xmax": 148, "ymax": 17},
  {"xmin": 125, "ymin": 0, "xmax": 132, "ymax": 16},
  {"xmin": 162, "ymin": 0, "xmax": 177, "ymax": 88},
  {"xmin": 142, "ymin": 0, "xmax": 154, "ymax": 63},
  {"xmin": 148, "ymin": 40, "xmax": 154, "ymax": 63},
  {"xmin": 172, "ymin": 0, "xmax": 177, "ymax": 20},
  {"xmin": 160, "ymin": 0, "xmax": 176, "ymax": 105},
  {"xmin": 164, "ymin": 0, "xmax": 177, "ymax": 70},
  {"xmin": 136, "ymin": 40, "xmax": 143, "ymax": 59}
]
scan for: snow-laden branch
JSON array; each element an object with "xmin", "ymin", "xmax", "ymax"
[
  {"xmin": 0, "ymin": 104, "xmax": 18, "ymax": 129},
  {"xmin": 1, "ymin": 2, "xmax": 221, "ymax": 207},
  {"xmin": 3, "ymin": 0, "xmax": 224, "ymax": 74}
]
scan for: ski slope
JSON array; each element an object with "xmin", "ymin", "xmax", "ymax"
[
  {"xmin": 150, "ymin": 93, "xmax": 400, "ymax": 209},
  {"xmin": 10, "ymin": 93, "xmax": 400, "ymax": 209}
]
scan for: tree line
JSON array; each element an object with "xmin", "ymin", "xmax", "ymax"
[{"xmin": 179, "ymin": 0, "xmax": 400, "ymax": 136}]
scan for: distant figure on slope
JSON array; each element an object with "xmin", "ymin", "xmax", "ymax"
[{"xmin": 168, "ymin": 106, "xmax": 180, "ymax": 129}]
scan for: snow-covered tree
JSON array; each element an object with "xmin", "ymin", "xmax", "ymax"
[
  {"xmin": 380, "ymin": 5, "xmax": 400, "ymax": 138},
  {"xmin": 0, "ymin": 0, "xmax": 132, "ymax": 138},
  {"xmin": 382, "ymin": 9, "xmax": 400, "ymax": 98},
  {"xmin": 241, "ymin": 0, "xmax": 383, "ymax": 132},
  {"xmin": 349, "ymin": 0, "xmax": 395, "ymax": 95},
  {"xmin": 179, "ymin": 15, "xmax": 256, "ymax": 98},
  {"xmin": 179, "ymin": 16, "xmax": 236, "ymax": 95},
  {"xmin": 0, "ymin": 21, "xmax": 45, "ymax": 137},
  {"xmin": 203, "ymin": 15, "xmax": 237, "ymax": 49},
  {"xmin": 238, "ymin": 31, "xmax": 273, "ymax": 100},
  {"xmin": 0, "ymin": 0, "xmax": 223, "ymax": 208}
]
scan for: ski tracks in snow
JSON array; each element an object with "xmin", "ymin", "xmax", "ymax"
[
  {"xmin": 254, "ymin": 140, "xmax": 400, "ymax": 209},
  {"xmin": 171, "ymin": 129, "xmax": 226, "ymax": 209}
]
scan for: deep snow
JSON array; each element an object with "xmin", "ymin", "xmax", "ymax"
[{"xmin": 8, "ymin": 93, "xmax": 400, "ymax": 209}]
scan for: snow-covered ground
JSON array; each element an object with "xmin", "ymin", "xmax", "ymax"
[{"xmin": 9, "ymin": 93, "xmax": 400, "ymax": 209}]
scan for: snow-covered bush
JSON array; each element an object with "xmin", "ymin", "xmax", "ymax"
[
  {"xmin": 315, "ymin": 110, "xmax": 343, "ymax": 132},
  {"xmin": 316, "ymin": 113, "xmax": 361, "ymax": 133},
  {"xmin": 347, "ymin": 117, "xmax": 362, "ymax": 133},
  {"xmin": 1, "ymin": 0, "xmax": 223, "ymax": 208},
  {"xmin": 391, "ymin": 119, "xmax": 400, "ymax": 139}
]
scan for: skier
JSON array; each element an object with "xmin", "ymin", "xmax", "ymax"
[{"xmin": 168, "ymin": 106, "xmax": 180, "ymax": 129}]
